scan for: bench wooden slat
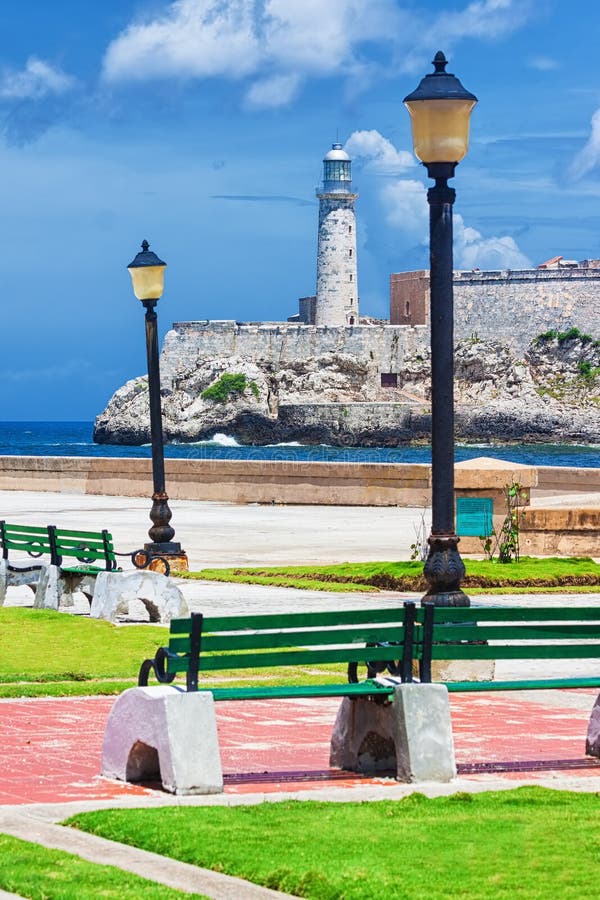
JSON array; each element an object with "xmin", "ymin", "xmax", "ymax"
[
  {"xmin": 444, "ymin": 677, "xmax": 600, "ymax": 692},
  {"xmin": 169, "ymin": 624, "xmax": 406, "ymax": 654},
  {"xmin": 416, "ymin": 624, "xmax": 600, "ymax": 642},
  {"xmin": 2, "ymin": 537, "xmax": 53, "ymax": 551},
  {"xmin": 166, "ymin": 643, "xmax": 409, "ymax": 674},
  {"xmin": 54, "ymin": 528, "xmax": 113, "ymax": 541},
  {"xmin": 423, "ymin": 606, "xmax": 600, "ymax": 623},
  {"xmin": 1, "ymin": 524, "xmax": 48, "ymax": 535},
  {"xmin": 170, "ymin": 607, "xmax": 408, "ymax": 635},
  {"xmin": 430, "ymin": 643, "xmax": 600, "ymax": 660},
  {"xmin": 54, "ymin": 547, "xmax": 114, "ymax": 563},
  {"xmin": 206, "ymin": 681, "xmax": 396, "ymax": 701}
]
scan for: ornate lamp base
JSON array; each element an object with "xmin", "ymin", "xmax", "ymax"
[{"xmin": 422, "ymin": 534, "xmax": 470, "ymax": 607}]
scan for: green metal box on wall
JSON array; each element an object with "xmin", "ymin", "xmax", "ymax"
[{"xmin": 456, "ymin": 497, "xmax": 493, "ymax": 536}]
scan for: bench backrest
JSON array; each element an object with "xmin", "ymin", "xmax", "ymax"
[
  {"xmin": 0, "ymin": 522, "xmax": 54, "ymax": 561},
  {"xmin": 415, "ymin": 603, "xmax": 600, "ymax": 682},
  {"xmin": 51, "ymin": 526, "xmax": 117, "ymax": 571},
  {"xmin": 165, "ymin": 606, "xmax": 416, "ymax": 691},
  {"xmin": 0, "ymin": 521, "xmax": 117, "ymax": 571}
]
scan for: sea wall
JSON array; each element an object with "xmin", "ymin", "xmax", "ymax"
[
  {"xmin": 0, "ymin": 455, "xmax": 431, "ymax": 506},
  {"xmin": 2, "ymin": 456, "xmax": 597, "ymax": 554}
]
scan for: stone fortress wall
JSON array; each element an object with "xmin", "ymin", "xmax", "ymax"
[
  {"xmin": 164, "ymin": 265, "xmax": 600, "ymax": 386},
  {"xmin": 392, "ymin": 268, "xmax": 600, "ymax": 353},
  {"xmin": 160, "ymin": 320, "xmax": 430, "ymax": 388}
]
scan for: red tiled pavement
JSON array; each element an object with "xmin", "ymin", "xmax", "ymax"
[{"xmin": 0, "ymin": 691, "xmax": 598, "ymax": 806}]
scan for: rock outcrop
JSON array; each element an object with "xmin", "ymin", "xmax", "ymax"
[{"xmin": 94, "ymin": 334, "xmax": 600, "ymax": 447}]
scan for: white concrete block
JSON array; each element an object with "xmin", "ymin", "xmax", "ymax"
[
  {"xmin": 34, "ymin": 565, "xmax": 60, "ymax": 611},
  {"xmin": 586, "ymin": 693, "xmax": 600, "ymax": 757},
  {"xmin": 91, "ymin": 570, "xmax": 188, "ymax": 623},
  {"xmin": 330, "ymin": 683, "xmax": 456, "ymax": 783},
  {"xmin": 102, "ymin": 686, "xmax": 223, "ymax": 795},
  {"xmin": 0, "ymin": 559, "xmax": 6, "ymax": 606}
]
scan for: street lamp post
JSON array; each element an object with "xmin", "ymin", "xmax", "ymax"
[
  {"xmin": 127, "ymin": 240, "xmax": 188, "ymax": 571},
  {"xmin": 404, "ymin": 52, "xmax": 477, "ymax": 607}
]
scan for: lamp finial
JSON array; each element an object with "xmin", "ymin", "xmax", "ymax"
[
  {"xmin": 141, "ymin": 239, "xmax": 149, "ymax": 252},
  {"xmin": 433, "ymin": 51, "xmax": 448, "ymax": 73}
]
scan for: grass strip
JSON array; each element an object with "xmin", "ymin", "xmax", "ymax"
[
  {"xmin": 67, "ymin": 787, "xmax": 600, "ymax": 900},
  {"xmin": 0, "ymin": 832, "xmax": 205, "ymax": 899},
  {"xmin": 0, "ymin": 609, "xmax": 357, "ymax": 697},
  {"xmin": 0, "ymin": 608, "xmax": 164, "ymax": 680},
  {"xmin": 178, "ymin": 556, "xmax": 600, "ymax": 593}
]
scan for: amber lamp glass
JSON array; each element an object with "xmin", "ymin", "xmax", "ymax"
[
  {"xmin": 127, "ymin": 240, "xmax": 166, "ymax": 301},
  {"xmin": 404, "ymin": 52, "xmax": 477, "ymax": 165}
]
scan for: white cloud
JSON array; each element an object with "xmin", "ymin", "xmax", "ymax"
[
  {"xmin": 453, "ymin": 214, "xmax": 531, "ymax": 269},
  {"xmin": 528, "ymin": 55, "xmax": 559, "ymax": 71},
  {"xmin": 103, "ymin": 0, "xmax": 261, "ymax": 82},
  {"xmin": 345, "ymin": 130, "xmax": 415, "ymax": 174},
  {"xmin": 380, "ymin": 173, "xmax": 530, "ymax": 269},
  {"xmin": 0, "ymin": 58, "xmax": 75, "ymax": 100},
  {"xmin": 102, "ymin": 0, "xmax": 534, "ymax": 106},
  {"xmin": 245, "ymin": 72, "xmax": 301, "ymax": 109},
  {"xmin": 382, "ymin": 178, "xmax": 429, "ymax": 233},
  {"xmin": 569, "ymin": 108, "xmax": 600, "ymax": 180}
]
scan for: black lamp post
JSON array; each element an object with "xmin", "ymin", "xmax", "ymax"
[
  {"xmin": 127, "ymin": 240, "xmax": 188, "ymax": 571},
  {"xmin": 404, "ymin": 52, "xmax": 477, "ymax": 607}
]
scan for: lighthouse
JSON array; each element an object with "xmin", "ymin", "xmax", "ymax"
[{"xmin": 315, "ymin": 142, "xmax": 359, "ymax": 327}]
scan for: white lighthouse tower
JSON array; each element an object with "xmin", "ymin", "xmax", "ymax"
[{"xmin": 315, "ymin": 142, "xmax": 359, "ymax": 327}]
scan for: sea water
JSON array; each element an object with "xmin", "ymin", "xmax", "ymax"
[{"xmin": 0, "ymin": 422, "xmax": 598, "ymax": 467}]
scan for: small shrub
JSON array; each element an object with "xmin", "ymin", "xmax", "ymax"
[
  {"xmin": 249, "ymin": 380, "xmax": 260, "ymax": 399},
  {"xmin": 202, "ymin": 372, "xmax": 248, "ymax": 403}
]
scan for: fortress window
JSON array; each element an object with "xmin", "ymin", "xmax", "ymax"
[
  {"xmin": 349, "ymin": 248, "xmax": 353, "ymax": 257},
  {"xmin": 405, "ymin": 301, "xmax": 410, "ymax": 317},
  {"xmin": 349, "ymin": 316, "xmax": 355, "ymax": 325},
  {"xmin": 381, "ymin": 373, "xmax": 398, "ymax": 388},
  {"xmin": 349, "ymin": 273, "xmax": 353, "ymax": 281},
  {"xmin": 348, "ymin": 225, "xmax": 352, "ymax": 234}
]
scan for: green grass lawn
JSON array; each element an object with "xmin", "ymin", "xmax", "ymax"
[
  {"xmin": 66, "ymin": 787, "xmax": 600, "ymax": 899},
  {"xmin": 178, "ymin": 556, "xmax": 600, "ymax": 593},
  {"xmin": 0, "ymin": 833, "xmax": 205, "ymax": 899},
  {"xmin": 0, "ymin": 608, "xmax": 353, "ymax": 697}
]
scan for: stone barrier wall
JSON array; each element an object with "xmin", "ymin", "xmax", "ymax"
[
  {"xmin": 1, "ymin": 456, "xmax": 597, "ymax": 553},
  {"xmin": 161, "ymin": 321, "xmax": 430, "ymax": 386},
  {"xmin": 0, "ymin": 455, "xmax": 431, "ymax": 507}
]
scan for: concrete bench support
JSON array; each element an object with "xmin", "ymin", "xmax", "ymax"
[
  {"xmin": 90, "ymin": 570, "xmax": 188, "ymax": 623},
  {"xmin": 34, "ymin": 565, "xmax": 96, "ymax": 611},
  {"xmin": 330, "ymin": 683, "xmax": 456, "ymax": 782},
  {"xmin": 586, "ymin": 693, "xmax": 600, "ymax": 757},
  {"xmin": 102, "ymin": 686, "xmax": 223, "ymax": 795},
  {"xmin": 0, "ymin": 558, "xmax": 41, "ymax": 606}
]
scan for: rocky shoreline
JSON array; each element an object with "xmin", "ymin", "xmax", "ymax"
[{"xmin": 94, "ymin": 333, "xmax": 600, "ymax": 447}]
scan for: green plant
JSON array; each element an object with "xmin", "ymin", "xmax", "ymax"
[
  {"xmin": 480, "ymin": 481, "xmax": 528, "ymax": 563},
  {"xmin": 201, "ymin": 372, "xmax": 248, "ymax": 403},
  {"xmin": 409, "ymin": 508, "xmax": 430, "ymax": 561},
  {"xmin": 249, "ymin": 379, "xmax": 260, "ymax": 399}
]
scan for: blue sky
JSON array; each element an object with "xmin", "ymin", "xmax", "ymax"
[{"xmin": 2, "ymin": 0, "xmax": 600, "ymax": 420}]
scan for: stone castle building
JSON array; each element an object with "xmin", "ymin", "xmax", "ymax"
[{"xmin": 391, "ymin": 266, "xmax": 600, "ymax": 353}]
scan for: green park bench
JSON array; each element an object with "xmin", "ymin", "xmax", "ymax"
[
  {"xmin": 415, "ymin": 603, "xmax": 600, "ymax": 692},
  {"xmin": 101, "ymin": 601, "xmax": 600, "ymax": 795},
  {"xmin": 138, "ymin": 605, "xmax": 416, "ymax": 698},
  {"xmin": 0, "ymin": 521, "xmax": 170, "ymax": 609}
]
